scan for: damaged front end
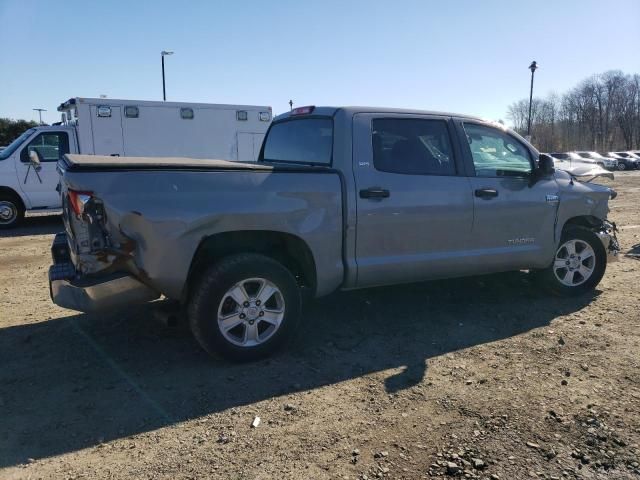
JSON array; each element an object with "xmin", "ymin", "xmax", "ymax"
[
  {"xmin": 595, "ymin": 220, "xmax": 620, "ymax": 262},
  {"xmin": 556, "ymin": 163, "xmax": 615, "ymax": 183},
  {"xmin": 48, "ymin": 191, "xmax": 159, "ymax": 313}
]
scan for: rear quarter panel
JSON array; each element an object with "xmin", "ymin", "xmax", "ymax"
[{"xmin": 63, "ymin": 169, "xmax": 344, "ymax": 298}]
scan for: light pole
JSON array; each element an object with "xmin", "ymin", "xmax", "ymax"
[
  {"xmin": 33, "ymin": 108, "xmax": 46, "ymax": 125},
  {"xmin": 161, "ymin": 51, "xmax": 174, "ymax": 101},
  {"xmin": 289, "ymin": 100, "xmax": 293, "ymax": 111},
  {"xmin": 527, "ymin": 60, "xmax": 538, "ymax": 138}
]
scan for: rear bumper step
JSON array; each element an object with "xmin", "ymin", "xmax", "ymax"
[{"xmin": 49, "ymin": 232, "xmax": 159, "ymax": 313}]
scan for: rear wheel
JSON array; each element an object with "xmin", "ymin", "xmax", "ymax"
[
  {"xmin": 535, "ymin": 226, "xmax": 606, "ymax": 296},
  {"xmin": 188, "ymin": 253, "xmax": 302, "ymax": 361},
  {"xmin": 617, "ymin": 162, "xmax": 626, "ymax": 171},
  {"xmin": 0, "ymin": 195, "xmax": 24, "ymax": 229}
]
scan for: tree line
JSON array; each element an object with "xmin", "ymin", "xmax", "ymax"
[
  {"xmin": 508, "ymin": 70, "xmax": 640, "ymax": 153},
  {"xmin": 0, "ymin": 118, "xmax": 41, "ymax": 146},
  {"xmin": 3, "ymin": 72, "xmax": 639, "ymax": 154}
]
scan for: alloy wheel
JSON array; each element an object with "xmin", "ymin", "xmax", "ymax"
[
  {"xmin": 217, "ymin": 277, "xmax": 285, "ymax": 347},
  {"xmin": 553, "ymin": 239, "xmax": 596, "ymax": 287}
]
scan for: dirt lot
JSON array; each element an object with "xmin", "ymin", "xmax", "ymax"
[{"xmin": 1, "ymin": 173, "xmax": 639, "ymax": 480}]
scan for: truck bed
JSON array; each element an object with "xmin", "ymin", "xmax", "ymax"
[
  {"xmin": 58, "ymin": 154, "xmax": 345, "ymax": 301},
  {"xmin": 62, "ymin": 154, "xmax": 323, "ymax": 172}
]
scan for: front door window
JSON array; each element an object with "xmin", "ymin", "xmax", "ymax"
[
  {"xmin": 23, "ymin": 132, "xmax": 70, "ymax": 162},
  {"xmin": 463, "ymin": 123, "xmax": 532, "ymax": 177}
]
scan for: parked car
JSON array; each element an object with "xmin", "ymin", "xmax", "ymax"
[
  {"xmin": 0, "ymin": 97, "xmax": 272, "ymax": 228},
  {"xmin": 607, "ymin": 152, "xmax": 638, "ymax": 170},
  {"xmin": 49, "ymin": 106, "xmax": 620, "ymax": 360},
  {"xmin": 549, "ymin": 152, "xmax": 598, "ymax": 166},
  {"xmin": 574, "ymin": 151, "xmax": 618, "ymax": 170},
  {"xmin": 547, "ymin": 152, "xmax": 614, "ymax": 181},
  {"xmin": 613, "ymin": 151, "xmax": 640, "ymax": 165}
]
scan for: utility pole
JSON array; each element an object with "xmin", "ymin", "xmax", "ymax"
[
  {"xmin": 527, "ymin": 61, "xmax": 538, "ymax": 138},
  {"xmin": 161, "ymin": 51, "xmax": 174, "ymax": 101},
  {"xmin": 33, "ymin": 108, "xmax": 46, "ymax": 125}
]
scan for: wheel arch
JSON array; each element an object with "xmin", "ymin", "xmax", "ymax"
[
  {"xmin": 562, "ymin": 215, "xmax": 604, "ymax": 232},
  {"xmin": 0, "ymin": 186, "xmax": 27, "ymax": 211},
  {"xmin": 184, "ymin": 230, "xmax": 317, "ymax": 301}
]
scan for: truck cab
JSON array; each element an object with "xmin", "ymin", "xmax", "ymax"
[{"xmin": 0, "ymin": 125, "xmax": 78, "ymax": 228}]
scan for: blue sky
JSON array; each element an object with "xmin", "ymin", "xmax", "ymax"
[{"xmin": 1, "ymin": 0, "xmax": 638, "ymax": 126}]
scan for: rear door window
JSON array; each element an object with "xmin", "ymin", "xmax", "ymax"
[
  {"xmin": 262, "ymin": 118, "xmax": 333, "ymax": 165},
  {"xmin": 372, "ymin": 118, "xmax": 456, "ymax": 175}
]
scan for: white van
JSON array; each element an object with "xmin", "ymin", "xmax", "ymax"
[{"xmin": 0, "ymin": 98, "xmax": 272, "ymax": 228}]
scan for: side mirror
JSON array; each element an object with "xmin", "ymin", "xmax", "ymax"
[
  {"xmin": 538, "ymin": 154, "xmax": 555, "ymax": 175},
  {"xmin": 28, "ymin": 149, "xmax": 43, "ymax": 172}
]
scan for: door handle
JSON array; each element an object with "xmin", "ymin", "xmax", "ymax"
[
  {"xmin": 359, "ymin": 187, "xmax": 390, "ymax": 199},
  {"xmin": 475, "ymin": 188, "xmax": 498, "ymax": 199}
]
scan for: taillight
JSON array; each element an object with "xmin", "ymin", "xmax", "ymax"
[
  {"xmin": 68, "ymin": 190, "xmax": 93, "ymax": 215},
  {"xmin": 291, "ymin": 106, "xmax": 315, "ymax": 116}
]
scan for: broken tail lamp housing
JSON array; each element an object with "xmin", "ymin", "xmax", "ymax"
[
  {"xmin": 68, "ymin": 190, "xmax": 93, "ymax": 216},
  {"xmin": 291, "ymin": 106, "xmax": 315, "ymax": 116}
]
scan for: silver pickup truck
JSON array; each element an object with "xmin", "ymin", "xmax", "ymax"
[{"xmin": 49, "ymin": 106, "xmax": 619, "ymax": 360}]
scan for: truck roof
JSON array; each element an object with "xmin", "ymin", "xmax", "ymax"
[
  {"xmin": 57, "ymin": 97, "xmax": 271, "ymax": 112},
  {"xmin": 274, "ymin": 106, "xmax": 485, "ymax": 122}
]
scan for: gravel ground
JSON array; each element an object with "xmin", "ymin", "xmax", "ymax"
[{"xmin": 1, "ymin": 172, "xmax": 639, "ymax": 480}]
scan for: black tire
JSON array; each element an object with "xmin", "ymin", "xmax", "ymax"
[
  {"xmin": 188, "ymin": 253, "xmax": 302, "ymax": 361},
  {"xmin": 0, "ymin": 194, "xmax": 25, "ymax": 229},
  {"xmin": 534, "ymin": 226, "xmax": 607, "ymax": 296}
]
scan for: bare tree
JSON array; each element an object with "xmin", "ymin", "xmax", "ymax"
[{"xmin": 508, "ymin": 70, "xmax": 640, "ymax": 152}]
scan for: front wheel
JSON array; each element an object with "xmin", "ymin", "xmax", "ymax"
[
  {"xmin": 0, "ymin": 196, "xmax": 24, "ymax": 229},
  {"xmin": 534, "ymin": 227, "xmax": 607, "ymax": 296},
  {"xmin": 188, "ymin": 253, "xmax": 302, "ymax": 361},
  {"xmin": 617, "ymin": 162, "xmax": 626, "ymax": 171}
]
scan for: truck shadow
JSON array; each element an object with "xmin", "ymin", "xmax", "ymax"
[
  {"xmin": 0, "ymin": 271, "xmax": 598, "ymax": 467},
  {"xmin": 0, "ymin": 215, "xmax": 61, "ymax": 238},
  {"xmin": 626, "ymin": 243, "xmax": 640, "ymax": 259}
]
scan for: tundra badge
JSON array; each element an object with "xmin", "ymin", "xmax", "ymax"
[{"xmin": 507, "ymin": 237, "xmax": 535, "ymax": 245}]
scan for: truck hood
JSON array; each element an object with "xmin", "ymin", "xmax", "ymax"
[{"xmin": 554, "ymin": 162, "xmax": 614, "ymax": 182}]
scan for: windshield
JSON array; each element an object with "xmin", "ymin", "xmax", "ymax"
[
  {"xmin": 262, "ymin": 118, "xmax": 333, "ymax": 165},
  {"xmin": 588, "ymin": 152, "xmax": 604, "ymax": 159},
  {"xmin": 567, "ymin": 152, "xmax": 582, "ymax": 160},
  {"xmin": 0, "ymin": 128, "xmax": 36, "ymax": 160}
]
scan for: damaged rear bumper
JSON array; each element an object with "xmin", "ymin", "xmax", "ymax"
[{"xmin": 49, "ymin": 232, "xmax": 159, "ymax": 313}]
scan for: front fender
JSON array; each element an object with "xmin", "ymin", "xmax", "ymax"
[{"xmin": 554, "ymin": 172, "xmax": 612, "ymax": 242}]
